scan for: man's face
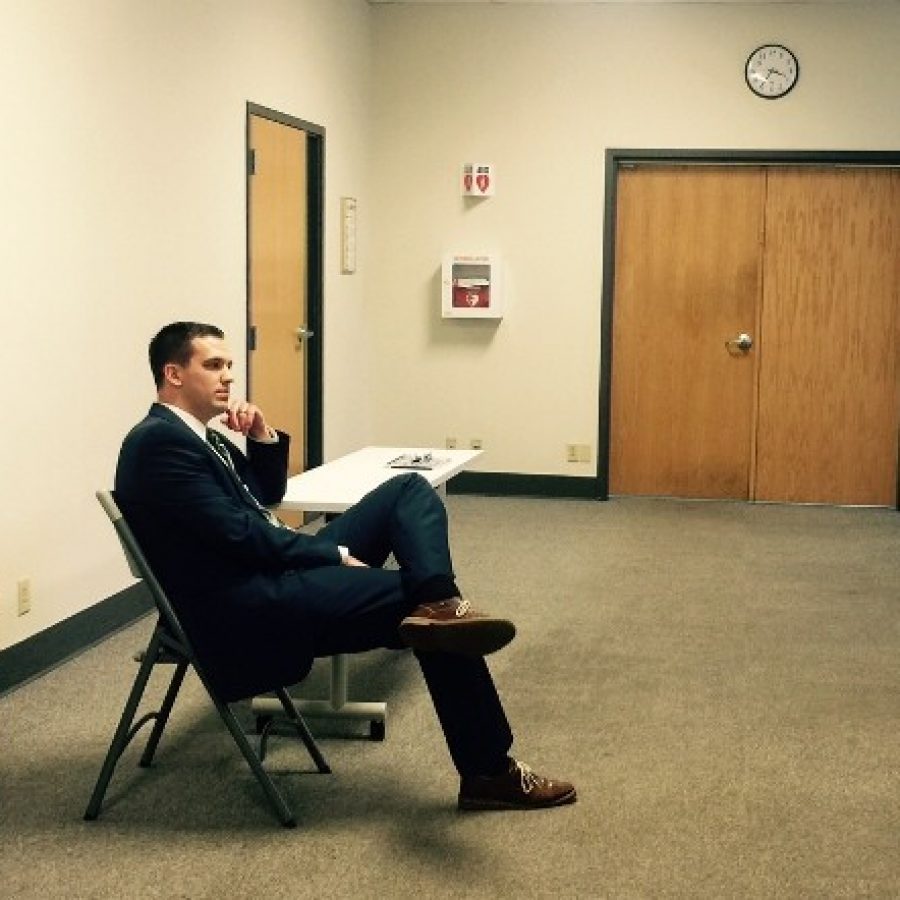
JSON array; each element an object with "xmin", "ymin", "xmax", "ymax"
[{"xmin": 165, "ymin": 335, "xmax": 234, "ymax": 423}]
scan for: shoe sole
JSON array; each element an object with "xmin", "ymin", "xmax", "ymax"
[
  {"xmin": 398, "ymin": 617, "xmax": 516, "ymax": 656},
  {"xmin": 458, "ymin": 788, "xmax": 577, "ymax": 811}
]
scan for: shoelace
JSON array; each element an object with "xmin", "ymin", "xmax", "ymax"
[
  {"xmin": 454, "ymin": 598, "xmax": 471, "ymax": 617},
  {"xmin": 513, "ymin": 760, "xmax": 545, "ymax": 794}
]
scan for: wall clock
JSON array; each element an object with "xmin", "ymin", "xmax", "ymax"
[{"xmin": 745, "ymin": 44, "xmax": 799, "ymax": 99}]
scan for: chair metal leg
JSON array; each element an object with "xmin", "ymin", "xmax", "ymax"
[
  {"xmin": 207, "ymin": 693, "xmax": 298, "ymax": 828},
  {"xmin": 84, "ymin": 620, "xmax": 324, "ymax": 828},
  {"xmin": 84, "ymin": 629, "xmax": 165, "ymax": 821},
  {"xmin": 139, "ymin": 660, "xmax": 188, "ymax": 767},
  {"xmin": 274, "ymin": 687, "xmax": 331, "ymax": 774}
]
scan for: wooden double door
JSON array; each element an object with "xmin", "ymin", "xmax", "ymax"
[{"xmin": 610, "ymin": 166, "xmax": 900, "ymax": 506}]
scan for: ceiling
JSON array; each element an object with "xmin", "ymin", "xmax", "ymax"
[{"xmin": 367, "ymin": 1, "xmax": 884, "ymax": 5}]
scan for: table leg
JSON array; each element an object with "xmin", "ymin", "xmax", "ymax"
[
  {"xmin": 253, "ymin": 479, "xmax": 450, "ymax": 739},
  {"xmin": 251, "ymin": 654, "xmax": 387, "ymax": 740}
]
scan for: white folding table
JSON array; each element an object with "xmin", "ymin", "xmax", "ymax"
[{"xmin": 250, "ymin": 446, "xmax": 481, "ymax": 739}]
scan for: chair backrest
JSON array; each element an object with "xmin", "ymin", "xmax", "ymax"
[
  {"xmin": 95, "ymin": 490, "xmax": 142, "ymax": 579},
  {"xmin": 96, "ymin": 490, "xmax": 193, "ymax": 652}
]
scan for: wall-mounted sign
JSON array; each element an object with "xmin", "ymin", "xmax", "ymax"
[
  {"xmin": 461, "ymin": 163, "xmax": 494, "ymax": 197},
  {"xmin": 340, "ymin": 196, "xmax": 357, "ymax": 274}
]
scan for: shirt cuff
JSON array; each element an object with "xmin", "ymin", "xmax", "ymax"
[{"xmin": 248, "ymin": 427, "xmax": 278, "ymax": 444}]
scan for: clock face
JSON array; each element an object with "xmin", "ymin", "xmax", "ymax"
[{"xmin": 745, "ymin": 44, "xmax": 799, "ymax": 99}]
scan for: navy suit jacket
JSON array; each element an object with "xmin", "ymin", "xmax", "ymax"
[{"xmin": 115, "ymin": 404, "xmax": 341, "ymax": 700}]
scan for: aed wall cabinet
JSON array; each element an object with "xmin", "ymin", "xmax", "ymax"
[{"xmin": 441, "ymin": 254, "xmax": 503, "ymax": 319}]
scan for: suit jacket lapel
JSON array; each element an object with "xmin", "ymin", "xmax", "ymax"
[{"xmin": 148, "ymin": 403, "xmax": 254, "ymax": 506}]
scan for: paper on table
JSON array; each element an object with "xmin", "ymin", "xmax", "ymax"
[{"xmin": 386, "ymin": 452, "xmax": 448, "ymax": 470}]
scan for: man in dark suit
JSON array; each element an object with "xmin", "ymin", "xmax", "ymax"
[{"xmin": 115, "ymin": 322, "xmax": 575, "ymax": 810}]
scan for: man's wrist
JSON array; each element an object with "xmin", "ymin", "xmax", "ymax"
[{"xmin": 248, "ymin": 426, "xmax": 278, "ymax": 444}]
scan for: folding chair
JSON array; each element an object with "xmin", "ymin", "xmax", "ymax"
[{"xmin": 84, "ymin": 490, "xmax": 330, "ymax": 828}]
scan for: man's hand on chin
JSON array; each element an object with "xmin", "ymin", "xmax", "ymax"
[{"xmin": 221, "ymin": 402, "xmax": 275, "ymax": 441}]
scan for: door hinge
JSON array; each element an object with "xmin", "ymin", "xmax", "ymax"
[
  {"xmin": 247, "ymin": 148, "xmax": 256, "ymax": 176},
  {"xmin": 248, "ymin": 325, "xmax": 257, "ymax": 351}
]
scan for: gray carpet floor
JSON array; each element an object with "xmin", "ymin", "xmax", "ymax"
[{"xmin": 1, "ymin": 496, "xmax": 898, "ymax": 899}]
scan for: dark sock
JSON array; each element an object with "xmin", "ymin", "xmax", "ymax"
[
  {"xmin": 410, "ymin": 575, "xmax": 460, "ymax": 607},
  {"xmin": 466, "ymin": 756, "xmax": 512, "ymax": 779}
]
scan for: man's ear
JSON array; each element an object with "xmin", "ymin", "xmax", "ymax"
[{"xmin": 163, "ymin": 362, "xmax": 183, "ymax": 387}]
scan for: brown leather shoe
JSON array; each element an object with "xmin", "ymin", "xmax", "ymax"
[
  {"xmin": 458, "ymin": 758, "xmax": 577, "ymax": 811},
  {"xmin": 398, "ymin": 598, "xmax": 515, "ymax": 656}
]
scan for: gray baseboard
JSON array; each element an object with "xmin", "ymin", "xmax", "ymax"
[
  {"xmin": 0, "ymin": 583, "xmax": 152, "ymax": 697},
  {"xmin": 448, "ymin": 471, "xmax": 604, "ymax": 500}
]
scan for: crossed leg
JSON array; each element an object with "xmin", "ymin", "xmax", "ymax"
[{"xmin": 289, "ymin": 473, "xmax": 513, "ymax": 775}]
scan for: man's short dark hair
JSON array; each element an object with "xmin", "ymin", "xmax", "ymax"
[{"xmin": 149, "ymin": 322, "xmax": 224, "ymax": 387}]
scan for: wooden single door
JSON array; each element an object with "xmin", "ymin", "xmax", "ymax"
[
  {"xmin": 610, "ymin": 167, "xmax": 765, "ymax": 499},
  {"xmin": 248, "ymin": 114, "xmax": 308, "ymax": 476},
  {"xmin": 755, "ymin": 168, "xmax": 900, "ymax": 505}
]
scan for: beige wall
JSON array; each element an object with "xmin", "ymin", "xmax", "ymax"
[
  {"xmin": 3, "ymin": 0, "xmax": 900, "ymax": 652},
  {"xmin": 367, "ymin": 1, "xmax": 900, "ymax": 474},
  {"xmin": 1, "ymin": 0, "xmax": 374, "ymax": 651}
]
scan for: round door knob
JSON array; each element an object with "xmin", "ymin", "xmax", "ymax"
[{"xmin": 725, "ymin": 332, "xmax": 753, "ymax": 354}]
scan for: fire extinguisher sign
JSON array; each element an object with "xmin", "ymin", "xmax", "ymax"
[{"xmin": 461, "ymin": 163, "xmax": 494, "ymax": 197}]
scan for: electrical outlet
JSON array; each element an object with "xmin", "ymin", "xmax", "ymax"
[
  {"xmin": 17, "ymin": 578, "xmax": 32, "ymax": 616},
  {"xmin": 445, "ymin": 437, "xmax": 458, "ymax": 449},
  {"xmin": 470, "ymin": 438, "xmax": 483, "ymax": 451},
  {"xmin": 567, "ymin": 444, "xmax": 592, "ymax": 463}
]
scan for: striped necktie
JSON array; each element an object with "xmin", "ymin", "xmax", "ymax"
[{"xmin": 206, "ymin": 429, "xmax": 285, "ymax": 529}]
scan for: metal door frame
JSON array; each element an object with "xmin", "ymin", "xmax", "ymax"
[{"xmin": 599, "ymin": 148, "xmax": 900, "ymax": 507}]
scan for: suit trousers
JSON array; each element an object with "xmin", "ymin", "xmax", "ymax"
[{"xmin": 285, "ymin": 472, "xmax": 513, "ymax": 777}]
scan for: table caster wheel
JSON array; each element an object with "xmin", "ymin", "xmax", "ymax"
[{"xmin": 369, "ymin": 720, "xmax": 386, "ymax": 741}]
